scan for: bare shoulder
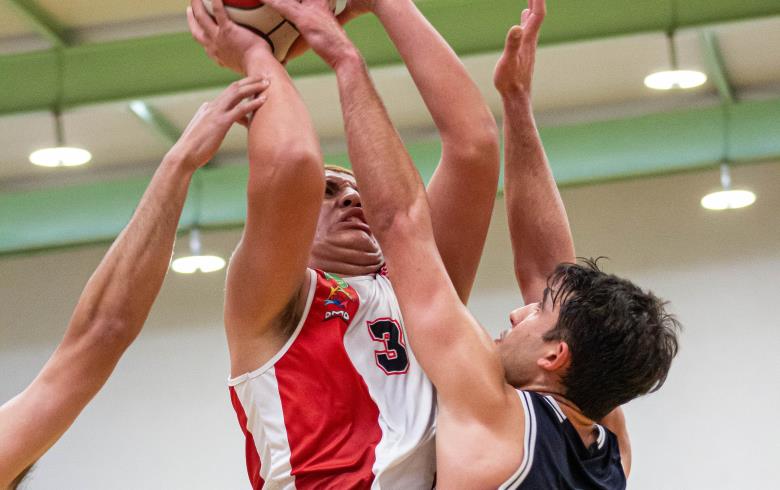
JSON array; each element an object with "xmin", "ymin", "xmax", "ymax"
[{"xmin": 435, "ymin": 384, "xmax": 527, "ymax": 489}]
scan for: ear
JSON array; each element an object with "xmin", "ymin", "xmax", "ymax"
[{"xmin": 536, "ymin": 340, "xmax": 571, "ymax": 372}]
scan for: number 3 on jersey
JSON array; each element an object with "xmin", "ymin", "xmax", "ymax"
[{"xmin": 367, "ymin": 318, "xmax": 409, "ymax": 375}]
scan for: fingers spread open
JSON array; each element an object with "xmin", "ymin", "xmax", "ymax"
[
  {"xmin": 191, "ymin": 0, "xmax": 218, "ymax": 39},
  {"xmin": 187, "ymin": 6, "xmax": 209, "ymax": 45},
  {"xmin": 217, "ymin": 77, "xmax": 271, "ymax": 111},
  {"xmin": 211, "ymin": 0, "xmax": 231, "ymax": 25},
  {"xmin": 230, "ymin": 96, "xmax": 268, "ymax": 125}
]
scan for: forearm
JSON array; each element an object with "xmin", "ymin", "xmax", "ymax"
[
  {"xmin": 245, "ymin": 51, "xmax": 322, "ymax": 188},
  {"xmin": 373, "ymin": 0, "xmax": 496, "ymax": 149},
  {"xmin": 67, "ymin": 156, "xmax": 194, "ymax": 347},
  {"xmin": 0, "ymin": 155, "xmax": 196, "ymax": 480},
  {"xmin": 335, "ymin": 52, "xmax": 428, "ymax": 237},
  {"xmin": 503, "ymin": 94, "xmax": 574, "ymax": 301}
]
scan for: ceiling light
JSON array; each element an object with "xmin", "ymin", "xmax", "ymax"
[
  {"xmin": 701, "ymin": 190, "xmax": 756, "ymax": 210},
  {"xmin": 644, "ymin": 70, "xmax": 707, "ymax": 90},
  {"xmin": 645, "ymin": 31, "xmax": 707, "ymax": 91},
  {"xmin": 30, "ymin": 109, "xmax": 92, "ymax": 168},
  {"xmin": 29, "ymin": 147, "xmax": 92, "ymax": 167},
  {"xmin": 701, "ymin": 164, "xmax": 756, "ymax": 211},
  {"xmin": 171, "ymin": 229, "xmax": 226, "ymax": 274}
]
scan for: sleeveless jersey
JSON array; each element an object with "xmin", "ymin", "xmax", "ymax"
[
  {"xmin": 229, "ymin": 269, "xmax": 437, "ymax": 490},
  {"xmin": 500, "ymin": 391, "xmax": 626, "ymax": 490}
]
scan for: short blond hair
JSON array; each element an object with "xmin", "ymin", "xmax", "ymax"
[{"xmin": 324, "ymin": 164, "xmax": 354, "ymax": 176}]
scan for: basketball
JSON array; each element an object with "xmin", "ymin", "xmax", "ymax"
[{"xmin": 202, "ymin": 0, "xmax": 348, "ymax": 61}]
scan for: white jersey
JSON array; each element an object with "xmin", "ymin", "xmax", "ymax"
[{"xmin": 229, "ymin": 268, "xmax": 437, "ymax": 489}]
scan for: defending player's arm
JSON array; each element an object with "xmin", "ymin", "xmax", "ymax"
[
  {"xmin": 367, "ymin": 0, "xmax": 500, "ymax": 303},
  {"xmin": 0, "ymin": 82, "xmax": 268, "ymax": 487},
  {"xmin": 189, "ymin": 0, "xmax": 324, "ymax": 375},
  {"xmin": 495, "ymin": 0, "xmax": 575, "ymax": 305},
  {"xmin": 497, "ymin": 1, "xmax": 632, "ymax": 476}
]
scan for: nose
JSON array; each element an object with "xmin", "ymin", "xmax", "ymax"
[
  {"xmin": 509, "ymin": 304, "xmax": 534, "ymax": 326},
  {"xmin": 338, "ymin": 187, "xmax": 362, "ymax": 208}
]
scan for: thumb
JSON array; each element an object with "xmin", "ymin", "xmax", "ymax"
[{"xmin": 504, "ymin": 25, "xmax": 524, "ymax": 54}]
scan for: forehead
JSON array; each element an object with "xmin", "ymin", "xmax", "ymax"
[{"xmin": 325, "ymin": 169, "xmax": 357, "ymax": 188}]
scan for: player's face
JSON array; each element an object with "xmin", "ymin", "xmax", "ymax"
[
  {"xmin": 309, "ymin": 170, "xmax": 384, "ymax": 275},
  {"xmin": 496, "ymin": 294, "xmax": 562, "ymax": 388}
]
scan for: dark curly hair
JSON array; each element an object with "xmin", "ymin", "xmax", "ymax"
[{"xmin": 542, "ymin": 258, "xmax": 681, "ymax": 420}]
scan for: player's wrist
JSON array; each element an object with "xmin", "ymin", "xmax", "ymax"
[
  {"xmin": 372, "ymin": 0, "xmax": 407, "ymax": 21},
  {"xmin": 161, "ymin": 149, "xmax": 200, "ymax": 177},
  {"xmin": 500, "ymin": 87, "xmax": 533, "ymax": 106},
  {"xmin": 330, "ymin": 44, "xmax": 363, "ymax": 72},
  {"xmin": 241, "ymin": 43, "xmax": 274, "ymax": 74}
]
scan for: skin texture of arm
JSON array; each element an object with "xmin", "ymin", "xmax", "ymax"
[
  {"xmin": 291, "ymin": 0, "xmax": 500, "ymax": 302},
  {"xmin": 495, "ymin": 0, "xmax": 575, "ymax": 305},
  {"xmin": 261, "ymin": 2, "xmax": 525, "ymax": 487},
  {"xmin": 224, "ymin": 51, "xmax": 324, "ymax": 376},
  {"xmin": 602, "ymin": 407, "xmax": 632, "ymax": 477},
  {"xmin": 369, "ymin": 0, "xmax": 500, "ymax": 303},
  {"xmin": 335, "ymin": 51, "xmax": 524, "ymax": 490},
  {"xmin": 189, "ymin": 0, "xmax": 325, "ymax": 376},
  {"xmin": 497, "ymin": 0, "xmax": 631, "ymax": 476},
  {"xmin": 0, "ymin": 81, "xmax": 268, "ymax": 488}
]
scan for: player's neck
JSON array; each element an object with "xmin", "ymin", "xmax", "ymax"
[
  {"xmin": 309, "ymin": 248, "xmax": 384, "ymax": 277},
  {"xmin": 309, "ymin": 258, "xmax": 382, "ymax": 277},
  {"xmin": 550, "ymin": 395, "xmax": 601, "ymax": 447}
]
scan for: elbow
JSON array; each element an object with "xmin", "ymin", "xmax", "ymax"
[
  {"xmin": 83, "ymin": 316, "xmax": 139, "ymax": 353},
  {"xmin": 372, "ymin": 197, "xmax": 429, "ymax": 243},
  {"xmin": 247, "ymin": 144, "xmax": 324, "ymax": 199},
  {"xmin": 444, "ymin": 116, "xmax": 501, "ymax": 172}
]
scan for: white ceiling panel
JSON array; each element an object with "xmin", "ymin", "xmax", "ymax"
[
  {"xmin": 0, "ymin": 3, "xmax": 36, "ymax": 39},
  {"xmin": 712, "ymin": 16, "xmax": 780, "ymax": 89}
]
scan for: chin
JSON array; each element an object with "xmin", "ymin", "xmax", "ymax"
[{"xmin": 339, "ymin": 228, "xmax": 380, "ymax": 251}]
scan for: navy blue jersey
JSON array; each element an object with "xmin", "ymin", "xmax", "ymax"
[{"xmin": 500, "ymin": 391, "xmax": 626, "ymax": 490}]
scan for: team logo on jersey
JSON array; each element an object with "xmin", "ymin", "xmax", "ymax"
[{"xmin": 323, "ymin": 273, "xmax": 354, "ymax": 321}]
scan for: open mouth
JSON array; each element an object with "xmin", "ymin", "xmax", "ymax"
[{"xmin": 339, "ymin": 209, "xmax": 370, "ymax": 232}]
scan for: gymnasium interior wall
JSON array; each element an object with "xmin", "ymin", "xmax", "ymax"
[{"xmin": 1, "ymin": 161, "xmax": 778, "ymax": 489}]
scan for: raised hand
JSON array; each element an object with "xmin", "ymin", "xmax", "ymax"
[
  {"xmin": 187, "ymin": 0, "xmax": 271, "ymax": 74},
  {"xmin": 285, "ymin": 0, "xmax": 372, "ymax": 62},
  {"xmin": 494, "ymin": 0, "xmax": 546, "ymax": 97},
  {"xmin": 167, "ymin": 76, "xmax": 270, "ymax": 171},
  {"xmin": 264, "ymin": 0, "xmax": 358, "ymax": 68}
]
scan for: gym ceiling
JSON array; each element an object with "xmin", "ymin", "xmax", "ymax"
[{"xmin": 1, "ymin": 0, "xmax": 779, "ymax": 254}]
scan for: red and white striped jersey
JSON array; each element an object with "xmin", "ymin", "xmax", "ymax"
[{"xmin": 229, "ymin": 269, "xmax": 437, "ymax": 489}]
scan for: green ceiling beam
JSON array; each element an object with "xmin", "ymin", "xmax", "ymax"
[
  {"xmin": 2, "ymin": 95, "xmax": 779, "ymax": 256},
  {"xmin": 3, "ymin": 0, "xmax": 780, "ymax": 115},
  {"xmin": 5, "ymin": 0, "xmax": 69, "ymax": 47},
  {"xmin": 700, "ymin": 31, "xmax": 736, "ymax": 104}
]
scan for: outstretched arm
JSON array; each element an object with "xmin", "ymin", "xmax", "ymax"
[
  {"xmin": 495, "ymin": 0, "xmax": 575, "ymax": 304},
  {"xmin": 0, "ymin": 82, "xmax": 267, "ymax": 487},
  {"xmin": 292, "ymin": 0, "xmax": 500, "ymax": 302},
  {"xmin": 368, "ymin": 0, "xmax": 500, "ymax": 303},
  {"xmin": 265, "ymin": 0, "xmax": 512, "ymax": 430},
  {"xmin": 190, "ymin": 0, "xmax": 324, "ymax": 376}
]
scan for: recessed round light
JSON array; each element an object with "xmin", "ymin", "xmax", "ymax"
[
  {"xmin": 29, "ymin": 147, "xmax": 92, "ymax": 167},
  {"xmin": 644, "ymin": 70, "xmax": 708, "ymax": 90},
  {"xmin": 171, "ymin": 255, "xmax": 226, "ymax": 274},
  {"xmin": 701, "ymin": 189, "xmax": 756, "ymax": 210}
]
